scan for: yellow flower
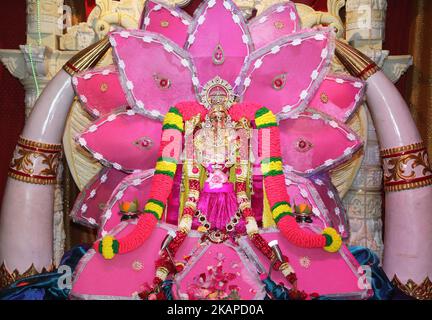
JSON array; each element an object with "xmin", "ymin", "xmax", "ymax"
[
  {"xmin": 322, "ymin": 227, "xmax": 342, "ymax": 253},
  {"xmin": 101, "ymin": 235, "xmax": 116, "ymax": 259},
  {"xmin": 197, "ymin": 226, "xmax": 207, "ymax": 233}
]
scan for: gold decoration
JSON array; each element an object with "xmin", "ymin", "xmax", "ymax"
[
  {"xmin": 392, "ymin": 276, "xmax": 432, "ymax": 300},
  {"xmin": 272, "ymin": 73, "xmax": 287, "ymax": 91},
  {"xmin": 100, "ymin": 82, "xmax": 109, "ymax": 92},
  {"xmin": 383, "ymin": 177, "xmax": 432, "ymax": 192},
  {"xmin": 293, "ymin": 1, "xmax": 345, "ymax": 38},
  {"xmin": 8, "ymin": 136, "xmax": 62, "ymax": 185},
  {"xmin": 212, "ymin": 44, "xmax": 225, "ymax": 65},
  {"xmin": 381, "ymin": 142, "xmax": 426, "ymax": 157},
  {"xmin": 0, "ymin": 263, "xmax": 55, "ymax": 289},
  {"xmin": 274, "ymin": 21, "xmax": 285, "ymax": 30},
  {"xmin": 320, "ymin": 92, "xmax": 329, "ymax": 104},
  {"xmin": 16, "ymin": 137, "xmax": 62, "ymax": 151},
  {"xmin": 160, "ymin": 20, "xmax": 169, "ymax": 28},
  {"xmin": 381, "ymin": 142, "xmax": 432, "ymax": 192},
  {"xmin": 63, "ymin": 37, "xmax": 111, "ymax": 76},
  {"xmin": 200, "ymin": 76, "xmax": 235, "ymax": 110},
  {"xmin": 335, "ymin": 39, "xmax": 380, "ymax": 81}
]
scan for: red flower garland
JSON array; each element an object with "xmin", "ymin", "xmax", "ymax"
[{"xmin": 230, "ymin": 102, "xmax": 338, "ymax": 250}]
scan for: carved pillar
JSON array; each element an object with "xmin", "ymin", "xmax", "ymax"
[
  {"xmin": 20, "ymin": 45, "xmax": 51, "ymax": 116},
  {"xmin": 343, "ymin": 0, "xmax": 412, "ymax": 262},
  {"xmin": 346, "ymin": 0, "xmax": 387, "ymax": 49},
  {"xmin": 26, "ymin": 0, "xmax": 64, "ymax": 48},
  {"xmin": 343, "ymin": 109, "xmax": 384, "ymax": 256},
  {"xmin": 343, "ymin": 2, "xmax": 386, "ymax": 260}
]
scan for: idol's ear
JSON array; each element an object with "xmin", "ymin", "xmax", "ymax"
[
  {"xmin": 71, "ymin": 168, "xmax": 129, "ymax": 229},
  {"xmin": 336, "ymin": 39, "xmax": 432, "ymax": 297},
  {"xmin": 0, "ymin": 38, "xmax": 111, "ymax": 278}
]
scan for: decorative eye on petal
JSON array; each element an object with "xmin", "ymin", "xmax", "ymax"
[
  {"xmin": 100, "ymin": 83, "xmax": 109, "ymax": 92},
  {"xmin": 320, "ymin": 92, "xmax": 329, "ymax": 104},
  {"xmin": 272, "ymin": 73, "xmax": 287, "ymax": 91},
  {"xmin": 212, "ymin": 44, "xmax": 225, "ymax": 65},
  {"xmin": 274, "ymin": 21, "xmax": 285, "ymax": 30},
  {"xmin": 160, "ymin": 20, "xmax": 169, "ymax": 28},
  {"xmin": 295, "ymin": 137, "xmax": 313, "ymax": 153},
  {"xmin": 153, "ymin": 74, "xmax": 171, "ymax": 89},
  {"xmin": 133, "ymin": 137, "xmax": 154, "ymax": 150}
]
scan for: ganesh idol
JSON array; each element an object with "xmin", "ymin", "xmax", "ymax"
[
  {"xmin": 4, "ymin": 0, "xmax": 432, "ymax": 300},
  {"xmin": 56, "ymin": 0, "xmax": 381, "ymax": 300}
]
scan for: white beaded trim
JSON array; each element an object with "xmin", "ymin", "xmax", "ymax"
[
  {"xmin": 141, "ymin": 0, "xmax": 192, "ymax": 30},
  {"xmin": 76, "ymin": 110, "xmax": 149, "ymax": 172},
  {"xmin": 99, "ymin": 170, "xmax": 154, "ymax": 234},
  {"xmin": 280, "ymin": 111, "xmax": 362, "ymax": 176},
  {"xmin": 70, "ymin": 168, "xmax": 115, "ymax": 228},
  {"xmin": 240, "ymin": 30, "xmax": 334, "ymax": 116},
  {"xmin": 110, "ymin": 31, "xmax": 198, "ymax": 120},
  {"xmin": 186, "ymin": 0, "xmax": 253, "ymax": 90},
  {"xmin": 250, "ymin": 2, "xmax": 299, "ymax": 34}
]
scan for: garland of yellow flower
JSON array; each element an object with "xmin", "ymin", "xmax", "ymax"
[
  {"xmin": 96, "ymin": 106, "xmax": 184, "ymax": 259},
  {"xmin": 254, "ymin": 107, "xmax": 341, "ymax": 252}
]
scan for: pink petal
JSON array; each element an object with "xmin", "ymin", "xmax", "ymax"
[
  {"xmin": 140, "ymin": 0, "xmax": 192, "ymax": 47},
  {"xmin": 309, "ymin": 173, "xmax": 350, "ymax": 239},
  {"xmin": 100, "ymin": 170, "xmax": 154, "ymax": 234},
  {"xmin": 186, "ymin": 0, "xmax": 252, "ymax": 89},
  {"xmin": 110, "ymin": 30, "xmax": 198, "ymax": 117},
  {"xmin": 249, "ymin": 2, "xmax": 300, "ymax": 49},
  {"xmin": 70, "ymin": 168, "xmax": 129, "ymax": 228},
  {"xmin": 309, "ymin": 75, "xmax": 366, "ymax": 122},
  {"xmin": 239, "ymin": 29, "xmax": 334, "ymax": 117},
  {"xmin": 78, "ymin": 111, "xmax": 162, "ymax": 171},
  {"xmin": 279, "ymin": 110, "xmax": 363, "ymax": 176},
  {"xmin": 73, "ymin": 65, "xmax": 128, "ymax": 118}
]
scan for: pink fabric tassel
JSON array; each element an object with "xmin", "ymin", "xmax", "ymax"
[{"xmin": 194, "ymin": 186, "xmax": 240, "ymax": 231}]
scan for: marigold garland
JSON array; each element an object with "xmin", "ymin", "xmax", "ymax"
[
  {"xmin": 98, "ymin": 235, "xmax": 118, "ymax": 260},
  {"xmin": 322, "ymin": 227, "xmax": 342, "ymax": 252},
  {"xmin": 96, "ymin": 102, "xmax": 343, "ymax": 261},
  {"xmin": 250, "ymin": 105, "xmax": 341, "ymax": 252},
  {"xmin": 96, "ymin": 106, "xmax": 186, "ymax": 259}
]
